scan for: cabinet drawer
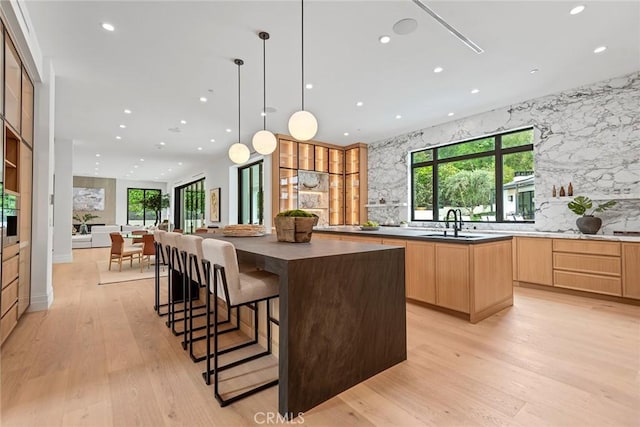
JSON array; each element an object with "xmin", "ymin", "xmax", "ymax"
[
  {"xmin": 2, "ymin": 243, "xmax": 19, "ymax": 260},
  {"xmin": 552, "ymin": 239, "xmax": 620, "ymax": 256},
  {"xmin": 2, "ymin": 255, "xmax": 19, "ymax": 288},
  {"xmin": 1, "ymin": 279, "xmax": 18, "ymax": 316},
  {"xmin": 553, "ymin": 253, "xmax": 621, "ymax": 276},
  {"xmin": 554, "ymin": 270, "xmax": 622, "ymax": 296},
  {"xmin": 1, "ymin": 302, "xmax": 18, "ymax": 345}
]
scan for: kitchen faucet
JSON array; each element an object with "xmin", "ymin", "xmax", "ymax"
[{"xmin": 445, "ymin": 209, "xmax": 463, "ymax": 237}]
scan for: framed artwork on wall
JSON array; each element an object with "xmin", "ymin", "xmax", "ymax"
[{"xmin": 210, "ymin": 187, "xmax": 221, "ymax": 222}]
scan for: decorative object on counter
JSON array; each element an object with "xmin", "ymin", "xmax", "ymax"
[
  {"xmin": 360, "ymin": 220, "xmax": 380, "ymax": 231},
  {"xmin": 222, "ymin": 224, "xmax": 266, "ymax": 237},
  {"xmin": 379, "ymin": 197, "xmax": 386, "ymax": 204},
  {"xmin": 251, "ymin": 32, "xmax": 277, "ymax": 155},
  {"xmin": 274, "ymin": 209, "xmax": 319, "ymax": 242},
  {"xmin": 552, "ymin": 185, "xmax": 557, "ymax": 197},
  {"xmin": 287, "ymin": 0, "xmax": 318, "ymax": 141},
  {"xmin": 400, "ymin": 221, "xmax": 409, "ymax": 228},
  {"xmin": 568, "ymin": 196, "xmax": 617, "ymax": 234},
  {"xmin": 228, "ymin": 58, "xmax": 251, "ymax": 164},
  {"xmin": 73, "ymin": 213, "xmax": 100, "ymax": 234},
  {"xmin": 568, "ymin": 182, "xmax": 573, "ymax": 196},
  {"xmin": 559, "ymin": 186, "xmax": 566, "ymax": 197}
]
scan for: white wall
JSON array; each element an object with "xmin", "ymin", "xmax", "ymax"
[
  {"xmin": 53, "ymin": 139, "xmax": 73, "ymax": 263},
  {"xmin": 115, "ymin": 179, "xmax": 167, "ymax": 225}
]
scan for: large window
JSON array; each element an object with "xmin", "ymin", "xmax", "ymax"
[
  {"xmin": 238, "ymin": 160, "xmax": 264, "ymax": 224},
  {"xmin": 411, "ymin": 128, "xmax": 534, "ymax": 223},
  {"xmin": 127, "ymin": 188, "xmax": 162, "ymax": 226},
  {"xmin": 175, "ymin": 178, "xmax": 205, "ymax": 234}
]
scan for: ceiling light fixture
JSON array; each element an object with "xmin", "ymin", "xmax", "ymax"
[
  {"xmin": 96, "ymin": 154, "xmax": 101, "ymax": 157},
  {"xmin": 393, "ymin": 18, "xmax": 418, "ymax": 35},
  {"xmin": 200, "ymin": 97, "xmax": 207, "ymax": 102},
  {"xmin": 570, "ymin": 5, "xmax": 585, "ymax": 15},
  {"xmin": 210, "ymin": 139, "xmax": 215, "ymax": 142},
  {"xmin": 411, "ymin": 0, "xmax": 484, "ymax": 54},
  {"xmin": 593, "ymin": 46, "xmax": 607, "ymax": 54},
  {"xmin": 101, "ymin": 22, "xmax": 115, "ymax": 32},
  {"xmin": 379, "ymin": 35, "xmax": 391, "ymax": 44},
  {"xmin": 159, "ymin": 141, "xmax": 166, "ymax": 146},
  {"xmin": 305, "ymin": 83, "xmax": 313, "ymax": 89},
  {"xmin": 124, "ymin": 109, "xmax": 131, "ymax": 114},
  {"xmin": 197, "ymin": 147, "xmax": 203, "ymax": 151},
  {"xmin": 395, "ymin": 114, "xmax": 402, "ymax": 119},
  {"xmin": 448, "ymin": 112, "xmax": 454, "ymax": 117},
  {"xmin": 133, "ymin": 165, "xmax": 139, "ymax": 169},
  {"xmin": 180, "ymin": 119, "xmax": 187, "ymax": 124},
  {"xmin": 433, "ymin": 66, "xmax": 443, "ymax": 73},
  {"xmin": 116, "ymin": 136, "xmax": 121, "ymax": 140},
  {"xmin": 140, "ymin": 158, "xmax": 144, "ymax": 162},
  {"xmin": 344, "ymin": 132, "xmax": 349, "ymax": 136},
  {"xmin": 252, "ymin": 31, "xmax": 278, "ymax": 155},
  {"xmin": 356, "ymin": 101, "xmax": 364, "ymax": 107},
  {"xmin": 228, "ymin": 59, "xmax": 251, "ymax": 164},
  {"xmin": 288, "ymin": 0, "xmax": 318, "ymax": 142},
  {"xmin": 471, "ymin": 88, "xmax": 480, "ymax": 94},
  {"xmin": 178, "ymin": 162, "xmax": 183, "ymax": 166},
  {"xmin": 95, "ymin": 162, "xmax": 100, "ymax": 165},
  {"xmin": 119, "ymin": 124, "xmax": 126, "ymax": 128},
  {"xmin": 168, "ymin": 168, "xmax": 173, "ymax": 172},
  {"xmin": 530, "ymin": 68, "xmax": 539, "ymax": 74},
  {"xmin": 226, "ymin": 128, "xmax": 232, "ymax": 133}
]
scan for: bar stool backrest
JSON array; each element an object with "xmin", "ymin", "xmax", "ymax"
[
  {"xmin": 154, "ymin": 229, "xmax": 167, "ymax": 262},
  {"xmin": 181, "ymin": 234, "xmax": 205, "ymax": 281},
  {"xmin": 164, "ymin": 232, "xmax": 182, "ymax": 269},
  {"xmin": 201, "ymin": 239, "xmax": 241, "ymax": 305}
]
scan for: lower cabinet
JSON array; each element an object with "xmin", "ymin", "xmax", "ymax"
[
  {"xmin": 1, "ymin": 244, "xmax": 20, "ymax": 346},
  {"xmin": 404, "ymin": 241, "xmax": 435, "ymax": 304},
  {"xmin": 516, "ymin": 237, "xmax": 553, "ymax": 286},
  {"xmin": 622, "ymin": 243, "xmax": 640, "ymax": 300},
  {"xmin": 435, "ymin": 244, "xmax": 470, "ymax": 313}
]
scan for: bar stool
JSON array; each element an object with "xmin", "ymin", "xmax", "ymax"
[
  {"xmin": 201, "ymin": 239, "xmax": 279, "ymax": 406},
  {"xmin": 181, "ymin": 235, "xmax": 236, "ymax": 362},
  {"xmin": 153, "ymin": 229, "xmax": 169, "ymax": 316},
  {"xmin": 163, "ymin": 231, "xmax": 184, "ymax": 334}
]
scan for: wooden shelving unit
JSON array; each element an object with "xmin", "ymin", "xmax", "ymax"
[{"xmin": 4, "ymin": 127, "xmax": 19, "ymax": 193}]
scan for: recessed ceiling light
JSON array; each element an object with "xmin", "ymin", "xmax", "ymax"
[
  {"xmin": 433, "ymin": 66, "xmax": 443, "ymax": 73},
  {"xmin": 96, "ymin": 154, "xmax": 101, "ymax": 157},
  {"xmin": 115, "ymin": 136, "xmax": 122, "ymax": 140},
  {"xmin": 305, "ymin": 83, "xmax": 313, "ymax": 89},
  {"xmin": 180, "ymin": 120, "xmax": 187, "ymax": 124},
  {"xmin": 226, "ymin": 128, "xmax": 232, "ymax": 133},
  {"xmin": 260, "ymin": 111, "xmax": 267, "ymax": 117},
  {"xmin": 101, "ymin": 22, "xmax": 115, "ymax": 32},
  {"xmin": 119, "ymin": 124, "xmax": 126, "ymax": 128},
  {"xmin": 124, "ymin": 109, "xmax": 132, "ymax": 114},
  {"xmin": 199, "ymin": 97, "xmax": 207, "ymax": 103},
  {"xmin": 395, "ymin": 114, "xmax": 402, "ymax": 119},
  {"xmin": 168, "ymin": 168, "xmax": 173, "ymax": 172},
  {"xmin": 448, "ymin": 112, "xmax": 455, "ymax": 117},
  {"xmin": 178, "ymin": 162, "xmax": 183, "ymax": 166},
  {"xmin": 95, "ymin": 172, "xmax": 99, "ymax": 175},
  {"xmin": 530, "ymin": 68, "xmax": 539, "ymax": 74},
  {"xmin": 154, "ymin": 177, "xmax": 159, "ymax": 179},
  {"xmin": 210, "ymin": 139, "xmax": 216, "ymax": 142},
  {"xmin": 593, "ymin": 46, "xmax": 607, "ymax": 54},
  {"xmin": 197, "ymin": 147, "xmax": 203, "ymax": 151},
  {"xmin": 570, "ymin": 5, "xmax": 585, "ymax": 15},
  {"xmin": 393, "ymin": 18, "xmax": 418, "ymax": 35},
  {"xmin": 129, "ymin": 170, "xmax": 133, "ymax": 174},
  {"xmin": 94, "ymin": 167, "xmax": 98, "ymax": 170},
  {"xmin": 344, "ymin": 132, "xmax": 349, "ymax": 136},
  {"xmin": 356, "ymin": 101, "xmax": 364, "ymax": 107},
  {"xmin": 95, "ymin": 162, "xmax": 100, "ymax": 165},
  {"xmin": 133, "ymin": 165, "xmax": 139, "ymax": 168},
  {"xmin": 159, "ymin": 141, "xmax": 166, "ymax": 146},
  {"xmin": 379, "ymin": 35, "xmax": 391, "ymax": 44},
  {"xmin": 139, "ymin": 158, "xmax": 144, "ymax": 162},
  {"xmin": 471, "ymin": 88, "xmax": 480, "ymax": 94},
  {"xmin": 161, "ymin": 173, "xmax": 165, "ymax": 176}
]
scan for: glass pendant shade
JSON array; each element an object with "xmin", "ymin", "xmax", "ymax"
[
  {"xmin": 288, "ymin": 110, "xmax": 318, "ymax": 141},
  {"xmin": 252, "ymin": 129, "xmax": 277, "ymax": 155},
  {"xmin": 228, "ymin": 142, "xmax": 250, "ymax": 164}
]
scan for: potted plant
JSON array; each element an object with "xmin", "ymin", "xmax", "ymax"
[
  {"xmin": 274, "ymin": 209, "xmax": 319, "ymax": 242},
  {"xmin": 567, "ymin": 196, "xmax": 616, "ymax": 234},
  {"xmin": 141, "ymin": 193, "xmax": 170, "ymax": 226},
  {"xmin": 73, "ymin": 213, "xmax": 100, "ymax": 235}
]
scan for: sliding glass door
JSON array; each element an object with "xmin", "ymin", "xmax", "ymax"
[
  {"xmin": 238, "ymin": 161, "xmax": 263, "ymax": 224},
  {"xmin": 174, "ymin": 178, "xmax": 205, "ymax": 233}
]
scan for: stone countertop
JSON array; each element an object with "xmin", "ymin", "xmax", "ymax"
[
  {"xmin": 314, "ymin": 226, "xmax": 640, "ymax": 242},
  {"xmin": 313, "ymin": 226, "xmax": 512, "ymax": 244}
]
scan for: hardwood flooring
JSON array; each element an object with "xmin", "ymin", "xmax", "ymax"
[{"xmin": 1, "ymin": 247, "xmax": 639, "ymax": 426}]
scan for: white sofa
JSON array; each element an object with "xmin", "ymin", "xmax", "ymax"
[
  {"xmin": 121, "ymin": 224, "xmax": 145, "ymax": 233},
  {"xmin": 71, "ymin": 234, "xmax": 92, "ymax": 249},
  {"xmin": 91, "ymin": 225, "xmax": 121, "ymax": 248}
]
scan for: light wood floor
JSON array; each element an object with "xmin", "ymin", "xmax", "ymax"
[{"xmin": 1, "ymin": 247, "xmax": 639, "ymax": 426}]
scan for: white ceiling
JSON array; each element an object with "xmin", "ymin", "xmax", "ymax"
[{"xmin": 25, "ymin": 0, "xmax": 640, "ymax": 182}]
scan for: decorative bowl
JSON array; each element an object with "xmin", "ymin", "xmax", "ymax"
[{"xmin": 359, "ymin": 226, "xmax": 380, "ymax": 231}]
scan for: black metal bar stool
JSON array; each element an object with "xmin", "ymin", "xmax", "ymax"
[
  {"xmin": 153, "ymin": 229, "xmax": 169, "ymax": 316},
  {"xmin": 201, "ymin": 238, "xmax": 279, "ymax": 406}
]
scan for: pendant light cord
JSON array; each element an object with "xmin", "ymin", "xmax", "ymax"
[
  {"xmin": 237, "ymin": 60, "xmax": 241, "ymax": 143},
  {"xmin": 263, "ymin": 36, "xmax": 267, "ymax": 130},
  {"xmin": 301, "ymin": 0, "xmax": 305, "ymax": 111}
]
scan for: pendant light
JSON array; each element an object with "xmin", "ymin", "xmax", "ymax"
[
  {"xmin": 287, "ymin": 0, "xmax": 318, "ymax": 141},
  {"xmin": 228, "ymin": 58, "xmax": 251, "ymax": 164},
  {"xmin": 252, "ymin": 31, "xmax": 277, "ymax": 155}
]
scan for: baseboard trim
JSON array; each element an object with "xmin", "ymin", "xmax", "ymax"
[
  {"xmin": 29, "ymin": 291, "xmax": 54, "ymax": 312},
  {"xmin": 53, "ymin": 253, "xmax": 73, "ymax": 264}
]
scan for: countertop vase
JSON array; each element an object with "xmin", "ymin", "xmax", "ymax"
[
  {"xmin": 274, "ymin": 215, "xmax": 319, "ymax": 242},
  {"xmin": 79, "ymin": 223, "xmax": 89, "ymax": 235},
  {"xmin": 576, "ymin": 216, "xmax": 602, "ymax": 234}
]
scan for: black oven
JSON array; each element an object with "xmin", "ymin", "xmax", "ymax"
[{"xmin": 2, "ymin": 192, "xmax": 19, "ymax": 246}]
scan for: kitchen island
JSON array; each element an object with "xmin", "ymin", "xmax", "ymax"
[
  {"xmin": 202, "ymin": 234, "xmax": 406, "ymax": 416},
  {"xmin": 314, "ymin": 227, "xmax": 514, "ymax": 323}
]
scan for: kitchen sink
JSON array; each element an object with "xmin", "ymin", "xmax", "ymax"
[{"xmin": 418, "ymin": 233, "xmax": 488, "ymax": 239}]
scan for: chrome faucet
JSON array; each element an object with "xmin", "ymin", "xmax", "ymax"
[{"xmin": 445, "ymin": 209, "xmax": 462, "ymax": 237}]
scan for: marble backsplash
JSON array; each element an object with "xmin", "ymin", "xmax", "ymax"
[{"xmin": 367, "ymin": 72, "xmax": 640, "ymax": 234}]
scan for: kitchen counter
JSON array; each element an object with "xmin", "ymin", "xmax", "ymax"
[{"xmin": 313, "ymin": 226, "xmax": 512, "ymax": 244}]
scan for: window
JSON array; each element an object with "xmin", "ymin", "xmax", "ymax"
[
  {"xmin": 238, "ymin": 160, "xmax": 264, "ymax": 224},
  {"xmin": 127, "ymin": 188, "xmax": 162, "ymax": 226},
  {"xmin": 411, "ymin": 128, "xmax": 534, "ymax": 223},
  {"xmin": 174, "ymin": 178, "xmax": 205, "ymax": 234}
]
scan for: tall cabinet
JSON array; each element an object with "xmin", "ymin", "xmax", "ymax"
[
  {"xmin": 271, "ymin": 135, "xmax": 368, "ymax": 225},
  {"xmin": 1, "ymin": 21, "xmax": 34, "ymax": 346}
]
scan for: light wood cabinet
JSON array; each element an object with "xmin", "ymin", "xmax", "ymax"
[
  {"xmin": 1, "ymin": 245, "xmax": 20, "ymax": 345},
  {"xmin": 18, "ymin": 143, "xmax": 32, "ymax": 316},
  {"xmin": 340, "ymin": 235, "xmax": 381, "ymax": 244},
  {"xmin": 21, "ymin": 69, "xmax": 34, "ymax": 145},
  {"xmin": 622, "ymin": 243, "xmax": 640, "ymax": 300},
  {"xmin": 4, "ymin": 37, "xmax": 21, "ymax": 132},
  {"xmin": 435, "ymin": 244, "xmax": 470, "ymax": 313},
  {"xmin": 405, "ymin": 240, "xmax": 435, "ymax": 304},
  {"xmin": 552, "ymin": 239, "xmax": 621, "ymax": 256},
  {"xmin": 516, "ymin": 237, "xmax": 553, "ymax": 286}
]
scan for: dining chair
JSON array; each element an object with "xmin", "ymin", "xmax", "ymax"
[
  {"xmin": 131, "ymin": 229, "xmax": 147, "ymax": 245},
  {"xmin": 108, "ymin": 232, "xmax": 143, "ymax": 271},
  {"xmin": 201, "ymin": 239, "xmax": 279, "ymax": 406},
  {"xmin": 140, "ymin": 234, "xmax": 156, "ymax": 272}
]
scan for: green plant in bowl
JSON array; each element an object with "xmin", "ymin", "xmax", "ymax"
[
  {"xmin": 567, "ymin": 196, "xmax": 616, "ymax": 234},
  {"xmin": 276, "ymin": 209, "xmax": 318, "ymax": 218},
  {"xmin": 360, "ymin": 220, "xmax": 380, "ymax": 231}
]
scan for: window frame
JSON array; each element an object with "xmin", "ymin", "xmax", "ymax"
[
  {"xmin": 126, "ymin": 187, "xmax": 162, "ymax": 226},
  {"xmin": 410, "ymin": 127, "xmax": 535, "ymax": 223},
  {"xmin": 238, "ymin": 160, "xmax": 264, "ymax": 225}
]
